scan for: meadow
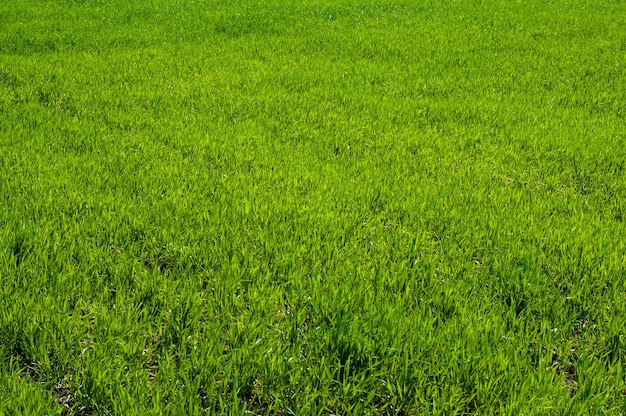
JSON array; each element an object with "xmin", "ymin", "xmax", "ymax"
[{"xmin": 1, "ymin": 0, "xmax": 626, "ymax": 413}]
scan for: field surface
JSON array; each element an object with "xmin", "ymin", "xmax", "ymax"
[{"xmin": 1, "ymin": 0, "xmax": 626, "ymax": 414}]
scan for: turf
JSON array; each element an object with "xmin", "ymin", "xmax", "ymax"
[{"xmin": 1, "ymin": 0, "xmax": 626, "ymax": 414}]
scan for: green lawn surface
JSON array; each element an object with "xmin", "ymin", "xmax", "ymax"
[{"xmin": 1, "ymin": 0, "xmax": 626, "ymax": 414}]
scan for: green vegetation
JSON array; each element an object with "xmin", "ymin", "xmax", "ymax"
[{"xmin": 1, "ymin": 0, "xmax": 625, "ymax": 413}]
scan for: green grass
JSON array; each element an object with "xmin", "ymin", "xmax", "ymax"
[{"xmin": 1, "ymin": 0, "xmax": 626, "ymax": 414}]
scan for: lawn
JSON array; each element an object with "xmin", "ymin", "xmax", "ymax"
[{"xmin": 1, "ymin": 0, "xmax": 626, "ymax": 414}]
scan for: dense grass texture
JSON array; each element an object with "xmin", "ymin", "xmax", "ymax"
[{"xmin": 1, "ymin": 0, "xmax": 626, "ymax": 414}]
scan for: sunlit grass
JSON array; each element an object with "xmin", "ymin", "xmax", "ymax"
[{"xmin": 1, "ymin": 0, "xmax": 625, "ymax": 414}]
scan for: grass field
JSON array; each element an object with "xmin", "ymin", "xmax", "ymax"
[{"xmin": 1, "ymin": 0, "xmax": 626, "ymax": 414}]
